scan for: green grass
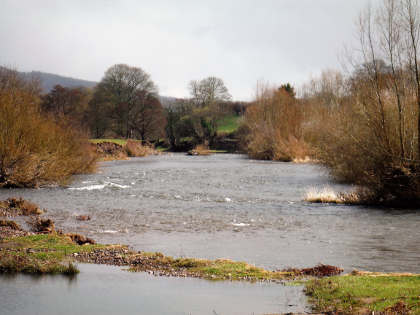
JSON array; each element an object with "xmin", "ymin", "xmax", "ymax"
[
  {"xmin": 0, "ymin": 234, "xmax": 106, "ymax": 275},
  {"xmin": 129, "ymin": 253, "xmax": 295, "ymax": 281},
  {"xmin": 90, "ymin": 139, "xmax": 129, "ymax": 146},
  {"xmin": 217, "ymin": 115, "xmax": 241, "ymax": 134},
  {"xmin": 306, "ymin": 275, "xmax": 420, "ymax": 314},
  {"xmin": 209, "ymin": 150, "xmax": 228, "ymax": 153},
  {"xmin": 156, "ymin": 146, "xmax": 169, "ymax": 152}
]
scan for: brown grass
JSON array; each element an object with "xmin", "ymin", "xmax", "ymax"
[
  {"xmin": 124, "ymin": 139, "xmax": 156, "ymax": 157},
  {"xmin": 304, "ymin": 187, "xmax": 346, "ymax": 204},
  {"xmin": 188, "ymin": 144, "xmax": 211, "ymax": 156},
  {"xmin": 304, "ymin": 187, "xmax": 371, "ymax": 205}
]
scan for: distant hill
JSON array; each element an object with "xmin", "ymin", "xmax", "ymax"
[
  {"xmin": 13, "ymin": 69, "xmax": 177, "ymax": 103},
  {"xmin": 19, "ymin": 71, "xmax": 97, "ymax": 92}
]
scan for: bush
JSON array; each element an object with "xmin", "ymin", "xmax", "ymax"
[
  {"xmin": 312, "ymin": 81, "xmax": 420, "ymax": 206},
  {"xmin": 303, "ymin": 0, "xmax": 420, "ymax": 206},
  {"xmin": 0, "ymin": 68, "xmax": 96, "ymax": 188},
  {"xmin": 242, "ymin": 84, "xmax": 311, "ymax": 161}
]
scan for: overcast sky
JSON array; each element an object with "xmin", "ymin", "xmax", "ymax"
[{"xmin": 0, "ymin": 0, "xmax": 378, "ymax": 100}]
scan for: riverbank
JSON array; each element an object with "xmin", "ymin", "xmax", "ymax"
[{"xmin": 91, "ymin": 139, "xmax": 159, "ymax": 161}]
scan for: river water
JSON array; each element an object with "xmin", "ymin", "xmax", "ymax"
[
  {"xmin": 0, "ymin": 264, "xmax": 307, "ymax": 315},
  {"xmin": 1, "ymin": 153, "xmax": 419, "ymax": 314}
]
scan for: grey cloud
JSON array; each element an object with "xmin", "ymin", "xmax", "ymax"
[{"xmin": 0, "ymin": 0, "xmax": 377, "ymax": 100}]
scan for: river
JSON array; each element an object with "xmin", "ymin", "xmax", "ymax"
[{"xmin": 1, "ymin": 153, "xmax": 419, "ymax": 314}]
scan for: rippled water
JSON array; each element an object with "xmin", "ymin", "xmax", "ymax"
[{"xmin": 1, "ymin": 153, "xmax": 420, "ymax": 272}]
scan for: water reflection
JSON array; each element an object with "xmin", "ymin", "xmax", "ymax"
[
  {"xmin": 1, "ymin": 270, "xmax": 78, "ymax": 285},
  {"xmin": 0, "ymin": 264, "xmax": 309, "ymax": 315}
]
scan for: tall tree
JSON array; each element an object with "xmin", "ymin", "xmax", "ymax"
[
  {"xmin": 91, "ymin": 64, "xmax": 158, "ymax": 138},
  {"xmin": 41, "ymin": 85, "xmax": 91, "ymax": 125},
  {"xmin": 130, "ymin": 91, "xmax": 166, "ymax": 141},
  {"xmin": 188, "ymin": 77, "xmax": 231, "ymax": 144}
]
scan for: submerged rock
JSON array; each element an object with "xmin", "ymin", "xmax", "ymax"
[
  {"xmin": 31, "ymin": 218, "xmax": 55, "ymax": 233},
  {"xmin": 76, "ymin": 215, "xmax": 91, "ymax": 221},
  {"xmin": 66, "ymin": 233, "xmax": 95, "ymax": 245}
]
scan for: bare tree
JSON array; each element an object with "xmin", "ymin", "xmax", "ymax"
[
  {"xmin": 402, "ymin": 0, "xmax": 420, "ymax": 156},
  {"xmin": 378, "ymin": 0, "xmax": 406, "ymax": 157},
  {"xmin": 358, "ymin": 5, "xmax": 391, "ymax": 152},
  {"xmin": 189, "ymin": 77, "xmax": 231, "ymax": 108},
  {"xmin": 187, "ymin": 77, "xmax": 232, "ymax": 144}
]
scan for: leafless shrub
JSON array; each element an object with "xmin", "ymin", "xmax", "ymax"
[
  {"xmin": 242, "ymin": 83, "xmax": 311, "ymax": 161},
  {"xmin": 0, "ymin": 67, "xmax": 97, "ymax": 188}
]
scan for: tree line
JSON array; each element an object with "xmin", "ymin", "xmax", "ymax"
[{"xmin": 39, "ymin": 64, "xmax": 245, "ymax": 150}]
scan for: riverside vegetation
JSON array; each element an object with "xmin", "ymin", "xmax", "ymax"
[
  {"xmin": 0, "ymin": 68, "xmax": 96, "ymax": 188},
  {"xmin": 240, "ymin": 0, "xmax": 420, "ymax": 208}
]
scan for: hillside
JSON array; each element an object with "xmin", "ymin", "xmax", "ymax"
[{"xmin": 20, "ymin": 71, "xmax": 97, "ymax": 92}]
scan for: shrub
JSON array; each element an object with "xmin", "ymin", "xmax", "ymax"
[
  {"xmin": 242, "ymin": 83, "xmax": 311, "ymax": 161},
  {"xmin": 0, "ymin": 68, "xmax": 96, "ymax": 188}
]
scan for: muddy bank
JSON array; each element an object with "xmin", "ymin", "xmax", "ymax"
[
  {"xmin": 93, "ymin": 141, "xmax": 128, "ymax": 160},
  {"xmin": 75, "ymin": 246, "xmax": 343, "ymax": 282},
  {"xmin": 92, "ymin": 140, "xmax": 158, "ymax": 161}
]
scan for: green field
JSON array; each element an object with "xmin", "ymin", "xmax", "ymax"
[{"xmin": 217, "ymin": 115, "xmax": 241, "ymax": 134}]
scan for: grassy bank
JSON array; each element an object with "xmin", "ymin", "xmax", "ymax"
[
  {"xmin": 306, "ymin": 274, "xmax": 420, "ymax": 314},
  {"xmin": 127, "ymin": 252, "xmax": 297, "ymax": 281},
  {"xmin": 0, "ymin": 234, "xmax": 106, "ymax": 275},
  {"xmin": 0, "ymin": 232, "xmax": 339, "ymax": 282},
  {"xmin": 0, "ymin": 233, "xmax": 299, "ymax": 280}
]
